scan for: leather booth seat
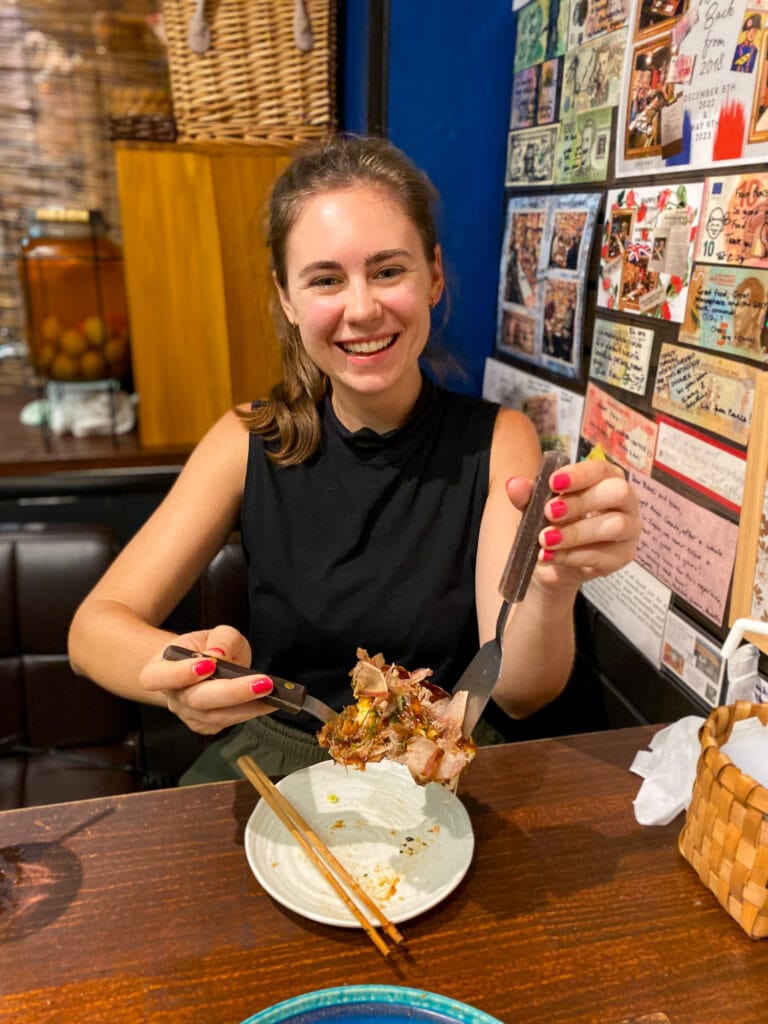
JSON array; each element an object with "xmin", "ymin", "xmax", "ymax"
[
  {"xmin": 0, "ymin": 524, "xmax": 144, "ymax": 809},
  {"xmin": 0, "ymin": 524, "xmax": 250, "ymax": 810}
]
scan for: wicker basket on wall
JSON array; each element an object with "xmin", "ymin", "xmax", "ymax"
[
  {"xmin": 162, "ymin": 0, "xmax": 336, "ymax": 145},
  {"xmin": 678, "ymin": 701, "xmax": 768, "ymax": 939}
]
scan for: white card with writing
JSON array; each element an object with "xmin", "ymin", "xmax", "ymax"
[
  {"xmin": 581, "ymin": 559, "xmax": 671, "ymax": 668},
  {"xmin": 589, "ymin": 317, "xmax": 654, "ymax": 395},
  {"xmin": 629, "ymin": 469, "xmax": 739, "ymax": 627},
  {"xmin": 654, "ymin": 415, "xmax": 746, "ymax": 513}
]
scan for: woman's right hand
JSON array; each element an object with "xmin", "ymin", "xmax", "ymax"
[{"xmin": 139, "ymin": 627, "xmax": 276, "ymax": 735}]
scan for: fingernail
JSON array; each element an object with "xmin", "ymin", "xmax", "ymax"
[
  {"xmin": 193, "ymin": 658, "xmax": 217, "ymax": 677},
  {"xmin": 552, "ymin": 472, "xmax": 571, "ymax": 492},
  {"xmin": 250, "ymin": 677, "xmax": 273, "ymax": 696},
  {"xmin": 506, "ymin": 476, "xmax": 517, "ymax": 487},
  {"xmin": 550, "ymin": 499, "xmax": 568, "ymax": 520},
  {"xmin": 544, "ymin": 528, "xmax": 562, "ymax": 547},
  {"xmin": 541, "ymin": 549, "xmax": 555, "ymax": 562},
  {"xmin": 207, "ymin": 646, "xmax": 226, "ymax": 657}
]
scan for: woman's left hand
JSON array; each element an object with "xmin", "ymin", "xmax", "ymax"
[{"xmin": 506, "ymin": 458, "xmax": 642, "ymax": 588}]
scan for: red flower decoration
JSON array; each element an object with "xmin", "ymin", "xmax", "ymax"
[
  {"xmin": 661, "ymin": 301, "xmax": 672, "ymax": 320},
  {"xmin": 669, "ymin": 275, "xmax": 684, "ymax": 293},
  {"xmin": 637, "ymin": 203, "xmax": 647, "ymax": 223}
]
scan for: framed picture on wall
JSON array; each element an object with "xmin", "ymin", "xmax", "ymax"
[{"xmin": 730, "ymin": 371, "xmax": 768, "ymax": 653}]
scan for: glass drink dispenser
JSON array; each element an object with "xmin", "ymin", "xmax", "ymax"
[{"xmin": 18, "ymin": 208, "xmax": 132, "ymax": 383}]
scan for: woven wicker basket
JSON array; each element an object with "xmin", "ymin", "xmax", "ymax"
[
  {"xmin": 162, "ymin": 0, "xmax": 336, "ymax": 145},
  {"xmin": 678, "ymin": 701, "xmax": 768, "ymax": 939}
]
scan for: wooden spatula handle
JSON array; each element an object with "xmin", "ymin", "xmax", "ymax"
[{"xmin": 498, "ymin": 449, "xmax": 570, "ymax": 604}]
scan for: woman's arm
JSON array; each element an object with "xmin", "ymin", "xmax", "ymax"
[
  {"xmin": 475, "ymin": 407, "xmax": 641, "ymax": 719},
  {"xmin": 68, "ymin": 410, "xmax": 253, "ymax": 710}
]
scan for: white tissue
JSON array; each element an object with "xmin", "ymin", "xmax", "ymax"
[
  {"xmin": 630, "ymin": 716, "xmax": 705, "ymax": 826},
  {"xmin": 48, "ymin": 389, "xmax": 136, "ymax": 438},
  {"xmin": 721, "ymin": 719, "xmax": 768, "ymax": 788}
]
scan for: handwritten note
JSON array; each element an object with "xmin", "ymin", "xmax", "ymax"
[
  {"xmin": 679, "ymin": 264, "xmax": 768, "ymax": 364},
  {"xmin": 629, "ymin": 469, "xmax": 739, "ymax": 627},
  {"xmin": 510, "ymin": 67, "xmax": 538, "ymax": 130},
  {"xmin": 589, "ymin": 318, "xmax": 653, "ymax": 395},
  {"xmin": 568, "ymin": 0, "xmax": 630, "ymax": 48},
  {"xmin": 652, "ymin": 343, "xmax": 757, "ymax": 445},
  {"xmin": 581, "ymin": 560, "xmax": 670, "ymax": 668},
  {"xmin": 654, "ymin": 416, "xmax": 746, "ymax": 513},
  {"xmin": 581, "ymin": 383, "xmax": 657, "ymax": 473},
  {"xmin": 696, "ymin": 174, "xmax": 768, "ymax": 269}
]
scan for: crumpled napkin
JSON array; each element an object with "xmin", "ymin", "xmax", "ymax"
[
  {"xmin": 48, "ymin": 389, "xmax": 136, "ymax": 438},
  {"xmin": 630, "ymin": 716, "xmax": 705, "ymax": 826}
]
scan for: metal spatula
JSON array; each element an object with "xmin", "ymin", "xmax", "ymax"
[
  {"xmin": 162, "ymin": 645, "xmax": 338, "ymax": 724},
  {"xmin": 452, "ymin": 449, "xmax": 570, "ymax": 736}
]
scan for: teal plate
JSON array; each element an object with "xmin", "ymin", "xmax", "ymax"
[{"xmin": 240, "ymin": 985, "xmax": 504, "ymax": 1024}]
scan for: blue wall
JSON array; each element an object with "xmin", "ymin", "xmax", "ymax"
[{"xmin": 342, "ymin": 2, "xmax": 516, "ymax": 396}]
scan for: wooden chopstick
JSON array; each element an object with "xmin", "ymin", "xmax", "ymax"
[{"xmin": 237, "ymin": 755, "xmax": 405, "ymax": 956}]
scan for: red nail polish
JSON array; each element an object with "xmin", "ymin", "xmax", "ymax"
[
  {"xmin": 193, "ymin": 658, "xmax": 217, "ymax": 677},
  {"xmin": 541, "ymin": 549, "xmax": 555, "ymax": 562},
  {"xmin": 250, "ymin": 678, "xmax": 273, "ymax": 696},
  {"xmin": 544, "ymin": 528, "xmax": 562, "ymax": 547},
  {"xmin": 550, "ymin": 499, "xmax": 568, "ymax": 520},
  {"xmin": 207, "ymin": 646, "xmax": 226, "ymax": 657},
  {"xmin": 552, "ymin": 472, "xmax": 571, "ymax": 492}
]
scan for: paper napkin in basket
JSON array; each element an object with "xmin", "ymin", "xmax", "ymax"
[{"xmin": 630, "ymin": 716, "xmax": 705, "ymax": 825}]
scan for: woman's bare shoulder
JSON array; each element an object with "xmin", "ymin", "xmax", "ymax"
[{"xmin": 489, "ymin": 405, "xmax": 541, "ymax": 483}]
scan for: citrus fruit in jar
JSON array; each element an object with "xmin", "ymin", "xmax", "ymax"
[
  {"xmin": 41, "ymin": 315, "xmax": 62, "ymax": 344},
  {"xmin": 79, "ymin": 350, "xmax": 107, "ymax": 380},
  {"xmin": 49, "ymin": 352, "xmax": 79, "ymax": 381},
  {"xmin": 82, "ymin": 315, "xmax": 108, "ymax": 347},
  {"xmin": 104, "ymin": 335, "xmax": 130, "ymax": 376},
  {"xmin": 59, "ymin": 328, "xmax": 88, "ymax": 359}
]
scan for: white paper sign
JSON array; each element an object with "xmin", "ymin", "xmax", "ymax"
[{"xmin": 581, "ymin": 559, "xmax": 671, "ymax": 667}]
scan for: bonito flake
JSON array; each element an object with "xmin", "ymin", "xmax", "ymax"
[{"xmin": 318, "ymin": 648, "xmax": 477, "ymax": 787}]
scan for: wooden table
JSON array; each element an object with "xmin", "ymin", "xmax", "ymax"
[
  {"xmin": 0, "ymin": 389, "xmax": 190, "ymax": 477},
  {"xmin": 1, "ymin": 727, "xmax": 765, "ymax": 1024}
]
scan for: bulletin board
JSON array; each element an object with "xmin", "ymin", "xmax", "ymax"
[{"xmin": 489, "ymin": 0, "xmax": 768, "ymax": 710}]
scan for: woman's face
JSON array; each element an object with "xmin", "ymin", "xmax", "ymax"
[{"xmin": 276, "ymin": 185, "xmax": 443, "ymax": 405}]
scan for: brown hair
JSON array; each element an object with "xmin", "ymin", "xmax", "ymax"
[{"xmin": 238, "ymin": 134, "xmax": 441, "ymax": 466}]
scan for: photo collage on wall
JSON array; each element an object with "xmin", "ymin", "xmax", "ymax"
[{"xmin": 488, "ymin": 0, "xmax": 768, "ymax": 708}]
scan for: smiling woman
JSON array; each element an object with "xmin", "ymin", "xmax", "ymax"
[{"xmin": 68, "ymin": 134, "xmax": 641, "ymax": 786}]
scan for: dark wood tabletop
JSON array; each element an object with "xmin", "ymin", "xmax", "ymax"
[
  {"xmin": 1, "ymin": 726, "xmax": 766, "ymax": 1024},
  {"xmin": 0, "ymin": 387, "xmax": 190, "ymax": 477}
]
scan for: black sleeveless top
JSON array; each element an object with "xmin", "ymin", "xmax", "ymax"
[{"xmin": 240, "ymin": 377, "xmax": 500, "ymax": 731}]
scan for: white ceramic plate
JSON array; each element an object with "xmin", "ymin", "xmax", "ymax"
[{"xmin": 244, "ymin": 760, "xmax": 474, "ymax": 927}]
